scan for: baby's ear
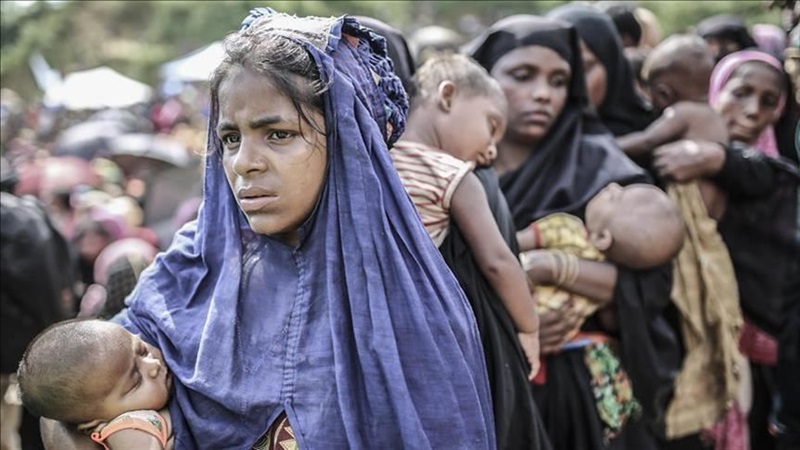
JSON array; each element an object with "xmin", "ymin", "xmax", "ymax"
[
  {"xmin": 589, "ymin": 228, "xmax": 613, "ymax": 252},
  {"xmin": 437, "ymin": 81, "xmax": 457, "ymax": 112},
  {"xmin": 76, "ymin": 419, "xmax": 104, "ymax": 435}
]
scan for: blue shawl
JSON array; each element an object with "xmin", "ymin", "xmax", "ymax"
[{"xmin": 116, "ymin": 12, "xmax": 494, "ymax": 450}]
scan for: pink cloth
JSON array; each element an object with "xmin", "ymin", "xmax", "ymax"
[
  {"xmin": 702, "ymin": 402, "xmax": 749, "ymax": 450},
  {"xmin": 708, "ymin": 50, "xmax": 787, "ymax": 158}
]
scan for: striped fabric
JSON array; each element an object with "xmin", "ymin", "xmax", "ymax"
[{"xmin": 391, "ymin": 140, "xmax": 475, "ymax": 246}]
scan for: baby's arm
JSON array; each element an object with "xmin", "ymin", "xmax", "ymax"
[
  {"xmin": 516, "ymin": 226, "xmax": 540, "ymax": 252},
  {"xmin": 451, "ymin": 172, "xmax": 540, "ymax": 378},
  {"xmin": 96, "ymin": 409, "xmax": 172, "ymax": 450},
  {"xmin": 617, "ymin": 106, "xmax": 689, "ymax": 159}
]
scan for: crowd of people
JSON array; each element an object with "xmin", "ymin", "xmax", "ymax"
[{"xmin": 1, "ymin": 1, "xmax": 798, "ymax": 450}]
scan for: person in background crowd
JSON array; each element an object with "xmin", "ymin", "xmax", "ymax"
[
  {"xmin": 710, "ymin": 49, "xmax": 798, "ymax": 450},
  {"xmin": 548, "ymin": 3, "xmax": 658, "ymax": 137},
  {"xmin": 696, "ymin": 14, "xmax": 758, "ymax": 62},
  {"xmin": 467, "ymin": 14, "xmax": 681, "ymax": 450},
  {"xmin": 2, "ymin": 160, "xmax": 77, "ymax": 450},
  {"xmin": 596, "ymin": 1, "xmax": 643, "ymax": 48}
]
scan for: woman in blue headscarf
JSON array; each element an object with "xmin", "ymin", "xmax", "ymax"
[{"xmin": 41, "ymin": 10, "xmax": 495, "ymax": 450}]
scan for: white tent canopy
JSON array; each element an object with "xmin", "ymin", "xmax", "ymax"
[
  {"xmin": 160, "ymin": 41, "xmax": 224, "ymax": 84},
  {"xmin": 48, "ymin": 66, "xmax": 153, "ymax": 111}
]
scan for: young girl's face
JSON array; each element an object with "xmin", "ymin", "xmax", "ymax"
[
  {"xmin": 714, "ymin": 61, "xmax": 785, "ymax": 144},
  {"xmin": 491, "ymin": 45, "xmax": 571, "ymax": 146},
  {"xmin": 217, "ymin": 67, "xmax": 327, "ymax": 245},
  {"xmin": 439, "ymin": 93, "xmax": 506, "ymax": 166},
  {"xmin": 86, "ymin": 323, "xmax": 172, "ymax": 421}
]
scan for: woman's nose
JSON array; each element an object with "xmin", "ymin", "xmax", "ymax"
[
  {"xmin": 232, "ymin": 138, "xmax": 269, "ymax": 176},
  {"xmin": 742, "ymin": 96, "xmax": 760, "ymax": 117},
  {"xmin": 531, "ymin": 79, "xmax": 551, "ymax": 102}
]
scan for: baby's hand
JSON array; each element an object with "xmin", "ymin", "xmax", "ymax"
[{"xmin": 517, "ymin": 331, "xmax": 541, "ymax": 381}]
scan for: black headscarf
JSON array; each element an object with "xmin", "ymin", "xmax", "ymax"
[
  {"xmin": 548, "ymin": 3, "xmax": 656, "ymax": 137},
  {"xmin": 465, "ymin": 15, "xmax": 648, "ymax": 228},
  {"xmin": 696, "ymin": 14, "xmax": 758, "ymax": 51},
  {"xmin": 354, "ymin": 16, "xmax": 417, "ymax": 97}
]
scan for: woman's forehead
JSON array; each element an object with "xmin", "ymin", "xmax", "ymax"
[
  {"xmin": 729, "ymin": 60, "xmax": 784, "ymax": 88},
  {"xmin": 494, "ymin": 45, "xmax": 571, "ymax": 72}
]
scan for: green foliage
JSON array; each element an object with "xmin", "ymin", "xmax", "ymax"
[{"xmin": 0, "ymin": 0, "xmax": 785, "ymax": 102}]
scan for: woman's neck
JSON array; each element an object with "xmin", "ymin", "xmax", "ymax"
[{"xmin": 493, "ymin": 137, "xmax": 534, "ymax": 177}]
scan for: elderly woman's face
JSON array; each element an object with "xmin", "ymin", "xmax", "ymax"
[
  {"xmin": 217, "ymin": 67, "xmax": 327, "ymax": 245},
  {"xmin": 714, "ymin": 62, "xmax": 784, "ymax": 144},
  {"xmin": 491, "ymin": 45, "xmax": 571, "ymax": 145}
]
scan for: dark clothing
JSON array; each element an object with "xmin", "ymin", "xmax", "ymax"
[
  {"xmin": 465, "ymin": 15, "xmax": 649, "ymax": 229},
  {"xmin": 0, "ymin": 192, "xmax": 74, "ymax": 373},
  {"xmin": 467, "ymin": 15, "xmax": 679, "ymax": 449},
  {"xmin": 696, "ymin": 15, "xmax": 758, "ymax": 51},
  {"xmin": 439, "ymin": 167, "xmax": 552, "ymax": 450},
  {"xmin": 714, "ymin": 144, "xmax": 800, "ymax": 337},
  {"xmin": 548, "ymin": 3, "xmax": 657, "ymax": 137}
]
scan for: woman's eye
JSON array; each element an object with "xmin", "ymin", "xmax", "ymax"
[
  {"xmin": 550, "ymin": 75, "xmax": 568, "ymax": 88},
  {"xmin": 509, "ymin": 69, "xmax": 532, "ymax": 81},
  {"xmin": 761, "ymin": 95, "xmax": 779, "ymax": 108},
  {"xmin": 220, "ymin": 133, "xmax": 241, "ymax": 146},
  {"xmin": 731, "ymin": 88, "xmax": 748, "ymax": 99},
  {"xmin": 268, "ymin": 130, "xmax": 296, "ymax": 141}
]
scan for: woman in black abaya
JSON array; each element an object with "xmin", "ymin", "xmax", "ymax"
[{"xmin": 466, "ymin": 15, "xmax": 682, "ymax": 450}]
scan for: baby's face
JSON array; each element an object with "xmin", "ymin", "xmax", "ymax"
[
  {"xmin": 84, "ymin": 323, "xmax": 173, "ymax": 421},
  {"xmin": 585, "ymin": 183, "xmax": 662, "ymax": 233},
  {"xmin": 439, "ymin": 93, "xmax": 506, "ymax": 166}
]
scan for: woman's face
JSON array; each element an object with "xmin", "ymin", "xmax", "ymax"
[
  {"xmin": 714, "ymin": 62, "xmax": 784, "ymax": 144},
  {"xmin": 491, "ymin": 45, "xmax": 571, "ymax": 146},
  {"xmin": 217, "ymin": 67, "xmax": 327, "ymax": 245},
  {"xmin": 579, "ymin": 40, "xmax": 608, "ymax": 108}
]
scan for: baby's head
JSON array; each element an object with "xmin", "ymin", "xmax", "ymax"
[
  {"xmin": 17, "ymin": 319, "xmax": 172, "ymax": 430},
  {"xmin": 409, "ymin": 53, "xmax": 507, "ymax": 166},
  {"xmin": 643, "ymin": 34, "xmax": 716, "ymax": 111},
  {"xmin": 585, "ymin": 183, "xmax": 684, "ymax": 270}
]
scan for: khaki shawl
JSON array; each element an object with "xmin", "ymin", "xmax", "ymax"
[{"xmin": 666, "ymin": 181, "xmax": 744, "ymax": 438}]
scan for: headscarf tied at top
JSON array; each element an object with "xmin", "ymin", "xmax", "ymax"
[
  {"xmin": 119, "ymin": 11, "xmax": 494, "ymax": 449},
  {"xmin": 464, "ymin": 15, "xmax": 647, "ymax": 228},
  {"xmin": 548, "ymin": 3, "xmax": 657, "ymax": 137},
  {"xmin": 709, "ymin": 50, "xmax": 787, "ymax": 157}
]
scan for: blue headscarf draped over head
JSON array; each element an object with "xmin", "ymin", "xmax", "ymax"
[{"xmin": 117, "ymin": 11, "xmax": 494, "ymax": 450}]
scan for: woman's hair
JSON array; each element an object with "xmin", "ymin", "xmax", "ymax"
[
  {"xmin": 410, "ymin": 53, "xmax": 505, "ymax": 110},
  {"xmin": 209, "ymin": 29, "xmax": 329, "ymax": 149},
  {"xmin": 17, "ymin": 319, "xmax": 107, "ymax": 424}
]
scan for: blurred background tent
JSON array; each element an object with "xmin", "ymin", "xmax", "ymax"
[
  {"xmin": 159, "ymin": 41, "xmax": 224, "ymax": 86},
  {"xmin": 47, "ymin": 66, "xmax": 153, "ymax": 111}
]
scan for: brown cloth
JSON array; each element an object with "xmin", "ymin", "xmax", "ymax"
[{"xmin": 665, "ymin": 181, "xmax": 744, "ymax": 439}]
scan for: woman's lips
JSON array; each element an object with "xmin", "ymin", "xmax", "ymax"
[{"xmin": 238, "ymin": 195, "xmax": 278, "ymax": 212}]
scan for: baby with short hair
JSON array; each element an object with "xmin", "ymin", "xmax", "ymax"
[
  {"xmin": 617, "ymin": 33, "xmax": 730, "ymax": 219},
  {"xmin": 392, "ymin": 53, "xmax": 542, "ymax": 379},
  {"xmin": 517, "ymin": 182, "xmax": 685, "ymax": 339},
  {"xmin": 17, "ymin": 319, "xmax": 173, "ymax": 449}
]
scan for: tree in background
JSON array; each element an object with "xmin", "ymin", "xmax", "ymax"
[{"xmin": 0, "ymin": 0, "xmax": 784, "ymax": 102}]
